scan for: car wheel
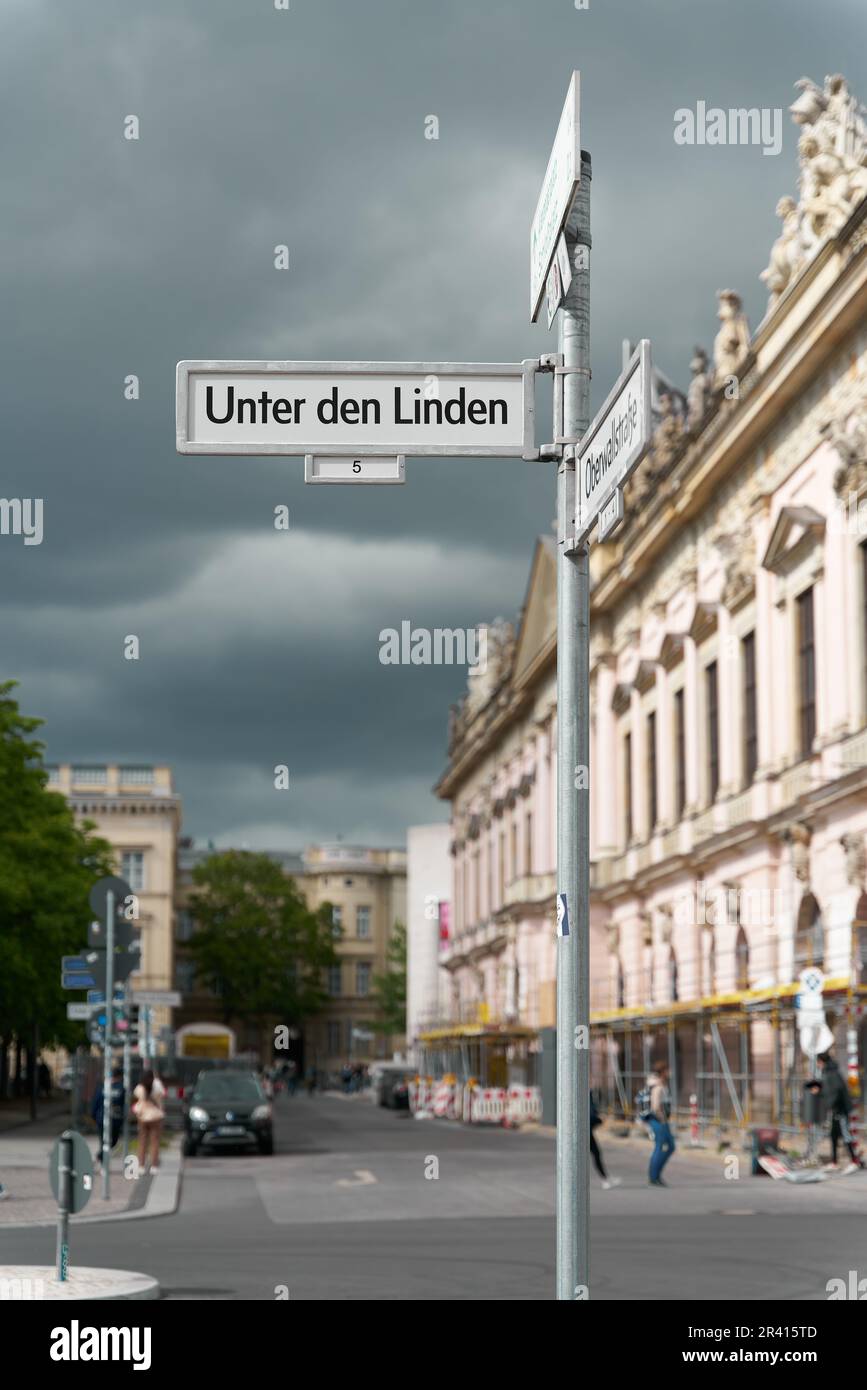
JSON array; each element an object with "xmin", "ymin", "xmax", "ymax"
[
  {"xmin": 183, "ymin": 1137, "xmax": 198, "ymax": 1157},
  {"xmin": 258, "ymin": 1137, "xmax": 274, "ymax": 1155}
]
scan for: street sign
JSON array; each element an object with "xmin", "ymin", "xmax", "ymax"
[
  {"xmin": 62, "ymin": 968, "xmax": 101, "ymax": 991},
  {"xmin": 131, "ymin": 989, "xmax": 181, "ymax": 1007},
  {"xmin": 86, "ymin": 988, "xmax": 125, "ymax": 1005},
  {"xmin": 89, "ymin": 875, "xmax": 132, "ymax": 923},
  {"xmin": 177, "ymin": 360, "xmax": 540, "ymax": 459},
  {"xmin": 530, "ymin": 71, "xmax": 581, "ymax": 322},
  {"xmin": 597, "ymin": 488, "xmax": 624, "ymax": 541},
  {"xmin": 545, "ymin": 259, "xmax": 563, "ymax": 331},
  {"xmin": 572, "ymin": 339, "xmax": 652, "ymax": 544},
  {"xmin": 49, "ymin": 1131, "xmax": 93, "ymax": 1214},
  {"xmin": 545, "ymin": 234, "xmax": 574, "ymax": 331},
  {"xmin": 304, "ymin": 454, "xmax": 405, "ymax": 485},
  {"xmin": 62, "ymin": 953, "xmax": 101, "ymax": 975},
  {"xmin": 66, "ymin": 1002, "xmax": 97, "ymax": 1021}
]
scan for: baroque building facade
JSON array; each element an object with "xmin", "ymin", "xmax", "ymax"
[{"xmin": 430, "ymin": 75, "xmax": 867, "ymax": 1125}]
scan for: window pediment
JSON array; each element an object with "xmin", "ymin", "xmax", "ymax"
[{"xmin": 761, "ymin": 504, "xmax": 825, "ymax": 576}]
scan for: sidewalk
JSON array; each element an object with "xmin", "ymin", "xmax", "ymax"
[{"xmin": 0, "ymin": 1109, "xmax": 181, "ymax": 1227}]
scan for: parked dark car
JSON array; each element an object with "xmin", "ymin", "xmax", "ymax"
[
  {"xmin": 183, "ymin": 1070, "xmax": 273, "ymax": 1156},
  {"xmin": 375, "ymin": 1066, "xmax": 411, "ymax": 1110}
]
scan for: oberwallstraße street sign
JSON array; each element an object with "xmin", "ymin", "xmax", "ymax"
[
  {"xmin": 530, "ymin": 71, "xmax": 580, "ymax": 322},
  {"xmin": 545, "ymin": 233, "xmax": 574, "ymax": 331},
  {"xmin": 131, "ymin": 989, "xmax": 181, "ymax": 1007},
  {"xmin": 66, "ymin": 1002, "xmax": 97, "ymax": 1021},
  {"xmin": 572, "ymin": 339, "xmax": 652, "ymax": 544},
  {"xmin": 177, "ymin": 361, "xmax": 540, "ymax": 460}
]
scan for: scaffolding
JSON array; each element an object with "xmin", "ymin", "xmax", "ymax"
[
  {"xmin": 416, "ymin": 1019, "xmax": 541, "ymax": 1088},
  {"xmin": 591, "ymin": 978, "xmax": 867, "ymax": 1140}
]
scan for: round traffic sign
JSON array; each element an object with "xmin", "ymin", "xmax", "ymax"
[
  {"xmin": 89, "ymin": 875, "xmax": 132, "ymax": 923},
  {"xmin": 49, "ymin": 1130, "xmax": 94, "ymax": 1213}
]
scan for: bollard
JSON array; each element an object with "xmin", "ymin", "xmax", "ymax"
[{"xmin": 55, "ymin": 1131, "xmax": 72, "ymax": 1282}]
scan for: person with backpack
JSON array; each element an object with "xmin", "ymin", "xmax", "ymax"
[
  {"xmin": 91, "ymin": 1066, "xmax": 126, "ymax": 1169},
  {"xmin": 638, "ymin": 1061, "xmax": 676, "ymax": 1187},
  {"xmin": 590, "ymin": 1093, "xmax": 621, "ymax": 1190},
  {"xmin": 818, "ymin": 1052, "xmax": 860, "ymax": 1174}
]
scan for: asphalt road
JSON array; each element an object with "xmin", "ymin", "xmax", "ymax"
[{"xmin": 3, "ymin": 1094, "xmax": 867, "ymax": 1300}]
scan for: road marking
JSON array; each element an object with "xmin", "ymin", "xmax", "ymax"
[{"xmin": 334, "ymin": 1169, "xmax": 377, "ymax": 1187}]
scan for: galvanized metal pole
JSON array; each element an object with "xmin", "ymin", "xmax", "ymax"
[
  {"xmin": 56, "ymin": 1131, "xmax": 72, "ymax": 1281},
  {"xmin": 556, "ymin": 151, "xmax": 591, "ymax": 1300},
  {"xmin": 102, "ymin": 889, "xmax": 115, "ymax": 1199},
  {"xmin": 121, "ymin": 979, "xmax": 132, "ymax": 1164}
]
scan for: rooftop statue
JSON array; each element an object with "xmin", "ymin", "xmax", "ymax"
[{"xmin": 761, "ymin": 75, "xmax": 867, "ymax": 311}]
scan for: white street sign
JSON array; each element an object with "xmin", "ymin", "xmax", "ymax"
[
  {"xmin": 545, "ymin": 259, "xmax": 563, "ymax": 331},
  {"xmin": 555, "ymin": 233, "xmax": 572, "ymax": 297},
  {"xmin": 177, "ymin": 361, "xmax": 539, "ymax": 459},
  {"xmin": 530, "ymin": 71, "xmax": 580, "ymax": 322},
  {"xmin": 131, "ymin": 989, "xmax": 181, "ymax": 1007},
  {"xmin": 597, "ymin": 487, "xmax": 624, "ymax": 541},
  {"xmin": 305, "ymin": 454, "xmax": 405, "ymax": 485},
  {"xmin": 573, "ymin": 339, "xmax": 652, "ymax": 543},
  {"xmin": 67, "ymin": 1002, "xmax": 97, "ymax": 1020}
]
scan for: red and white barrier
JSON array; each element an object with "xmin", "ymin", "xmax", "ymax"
[
  {"xmin": 470, "ymin": 1087, "xmax": 507, "ymax": 1124},
  {"xmin": 503, "ymin": 1086, "xmax": 542, "ymax": 1127},
  {"xmin": 689, "ymin": 1092, "xmax": 700, "ymax": 1146}
]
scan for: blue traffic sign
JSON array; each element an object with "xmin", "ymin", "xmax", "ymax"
[{"xmin": 62, "ymin": 970, "xmax": 100, "ymax": 990}]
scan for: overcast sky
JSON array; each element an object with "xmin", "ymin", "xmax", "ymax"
[{"xmin": 2, "ymin": 0, "xmax": 864, "ymax": 850}]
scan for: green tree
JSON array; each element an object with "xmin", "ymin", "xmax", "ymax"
[
  {"xmin": 371, "ymin": 921, "xmax": 406, "ymax": 1036},
  {"xmin": 0, "ymin": 681, "xmax": 114, "ymax": 1060},
  {"xmin": 187, "ymin": 850, "xmax": 337, "ymax": 1032}
]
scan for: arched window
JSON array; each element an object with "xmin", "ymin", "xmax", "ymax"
[
  {"xmin": 669, "ymin": 946, "xmax": 679, "ymax": 1002},
  {"xmin": 736, "ymin": 926, "xmax": 750, "ymax": 991},
  {"xmin": 795, "ymin": 892, "xmax": 824, "ymax": 970}
]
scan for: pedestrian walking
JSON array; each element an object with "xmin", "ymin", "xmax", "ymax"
[
  {"xmin": 131, "ymin": 1068, "xmax": 166, "ymax": 1174},
  {"xmin": 590, "ymin": 1093, "xmax": 621, "ymax": 1190},
  {"xmin": 91, "ymin": 1066, "xmax": 126, "ymax": 1168},
  {"xmin": 0, "ymin": 1183, "xmax": 9, "ymax": 1200},
  {"xmin": 638, "ymin": 1060, "xmax": 676, "ymax": 1187},
  {"xmin": 818, "ymin": 1052, "xmax": 860, "ymax": 1174}
]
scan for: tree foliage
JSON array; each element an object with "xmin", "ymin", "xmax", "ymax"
[
  {"xmin": 0, "ymin": 681, "xmax": 114, "ymax": 1048},
  {"xmin": 186, "ymin": 850, "xmax": 337, "ymax": 1026},
  {"xmin": 371, "ymin": 920, "xmax": 406, "ymax": 1036}
]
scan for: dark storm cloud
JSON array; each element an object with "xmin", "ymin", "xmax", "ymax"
[{"xmin": 1, "ymin": 0, "xmax": 864, "ymax": 844}]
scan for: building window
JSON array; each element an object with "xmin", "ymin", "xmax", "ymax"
[
  {"xmin": 706, "ymin": 661, "xmax": 719, "ymax": 803},
  {"xmin": 797, "ymin": 587, "xmax": 816, "ymax": 757},
  {"xmin": 795, "ymin": 892, "xmax": 823, "ymax": 969},
  {"xmin": 623, "ymin": 731, "xmax": 633, "ymax": 844},
  {"xmin": 119, "ymin": 766, "xmax": 154, "ymax": 785},
  {"xmin": 331, "ymin": 905, "xmax": 343, "ymax": 938},
  {"xmin": 524, "ymin": 812, "xmax": 533, "ymax": 876},
  {"xmin": 510, "ymin": 821, "xmax": 518, "ymax": 882},
  {"xmin": 176, "ymin": 910, "xmax": 194, "ymax": 942},
  {"xmin": 72, "ymin": 766, "xmax": 107, "ymax": 785},
  {"xmin": 327, "ymin": 1021, "xmax": 341, "ymax": 1055},
  {"xmin": 473, "ymin": 849, "xmax": 480, "ymax": 923},
  {"xmin": 646, "ymin": 711, "xmax": 658, "ymax": 831},
  {"xmin": 669, "ymin": 947, "xmax": 679, "ymax": 1002},
  {"xmin": 175, "ymin": 959, "xmax": 195, "ymax": 993},
  {"xmin": 121, "ymin": 851, "xmax": 145, "ymax": 892},
  {"xmin": 356, "ymin": 905, "xmax": 371, "ymax": 939},
  {"xmin": 328, "ymin": 965, "xmax": 342, "ymax": 996},
  {"xmin": 742, "ymin": 631, "xmax": 758, "ymax": 786},
  {"xmin": 616, "ymin": 959, "xmax": 626, "ymax": 1009},
  {"xmin": 45, "ymin": 766, "xmax": 60, "ymax": 785},
  {"xmin": 861, "ymin": 541, "xmax": 867, "ymax": 707},
  {"xmin": 674, "ymin": 688, "xmax": 686, "ymax": 818},
  {"xmin": 356, "ymin": 962, "xmax": 371, "ymax": 996},
  {"xmin": 498, "ymin": 831, "xmax": 506, "ymax": 904},
  {"xmin": 736, "ymin": 927, "xmax": 750, "ymax": 990}
]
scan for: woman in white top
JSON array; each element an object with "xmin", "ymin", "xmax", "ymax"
[{"xmin": 132, "ymin": 1069, "xmax": 166, "ymax": 1173}]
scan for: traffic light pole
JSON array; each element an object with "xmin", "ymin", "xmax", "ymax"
[
  {"xmin": 101, "ymin": 888, "xmax": 115, "ymax": 1199},
  {"xmin": 555, "ymin": 151, "xmax": 591, "ymax": 1300}
]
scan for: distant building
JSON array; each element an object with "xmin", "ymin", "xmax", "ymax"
[
  {"xmin": 406, "ymin": 823, "xmax": 451, "ymax": 1062},
  {"xmin": 174, "ymin": 840, "xmax": 407, "ymax": 1075},
  {"xmin": 301, "ymin": 843, "xmax": 407, "ymax": 1075},
  {"xmin": 48, "ymin": 763, "xmax": 181, "ymax": 1047}
]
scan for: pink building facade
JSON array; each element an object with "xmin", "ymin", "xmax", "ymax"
[{"xmin": 429, "ymin": 76, "xmax": 867, "ymax": 1126}]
